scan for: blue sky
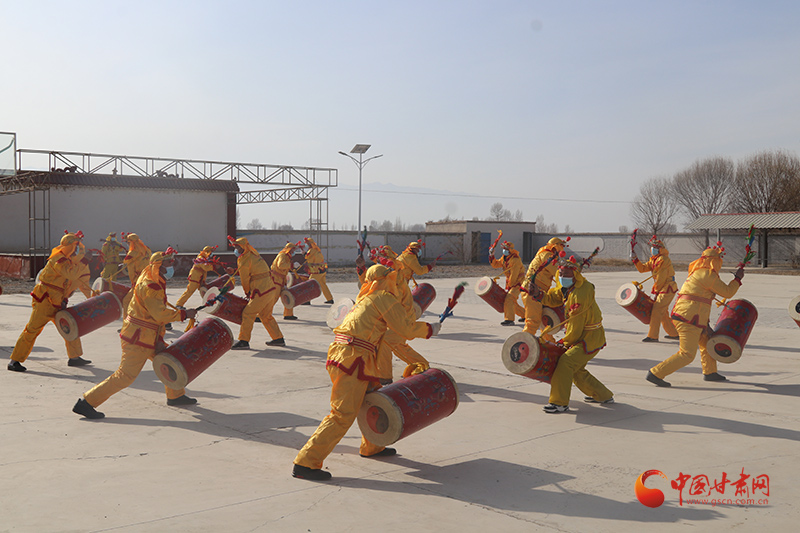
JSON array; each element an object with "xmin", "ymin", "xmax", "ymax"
[{"xmin": 3, "ymin": 1, "xmax": 800, "ymax": 232}]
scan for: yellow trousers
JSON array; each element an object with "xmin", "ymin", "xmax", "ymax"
[
  {"xmin": 549, "ymin": 344, "xmax": 612, "ymax": 406},
  {"xmin": 176, "ymin": 280, "xmax": 202, "ymax": 308},
  {"xmin": 84, "ymin": 342, "xmax": 185, "ymax": 407},
  {"xmin": 101, "ymin": 263, "xmax": 121, "ymax": 281},
  {"xmin": 294, "ymin": 366, "xmax": 384, "ymax": 469},
  {"xmin": 504, "ymin": 287, "xmax": 525, "ymax": 322},
  {"xmin": 310, "ymin": 272, "xmax": 333, "ymax": 301},
  {"xmin": 379, "ymin": 330, "xmax": 428, "ymax": 380},
  {"xmin": 521, "ymin": 293, "xmax": 555, "ymax": 341},
  {"xmin": 239, "ymin": 290, "xmax": 282, "ymax": 341},
  {"xmin": 650, "ymin": 321, "xmax": 717, "ymax": 378},
  {"xmin": 647, "ymin": 292, "xmax": 679, "ymax": 339},
  {"xmin": 11, "ymin": 299, "xmax": 83, "ymax": 363}
]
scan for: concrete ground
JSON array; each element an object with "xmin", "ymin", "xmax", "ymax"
[{"xmin": 1, "ymin": 271, "xmax": 798, "ymax": 532}]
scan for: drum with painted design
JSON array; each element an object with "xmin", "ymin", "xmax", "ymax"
[
  {"xmin": 501, "ymin": 331, "xmax": 565, "ymax": 383},
  {"xmin": 281, "ymin": 279, "xmax": 321, "ymax": 308},
  {"xmin": 357, "ymin": 368, "xmax": 459, "ymax": 447},
  {"xmin": 152, "ymin": 317, "xmax": 234, "ymax": 390},
  {"xmin": 615, "ymin": 282, "xmax": 653, "ymax": 325},
  {"xmin": 707, "ymin": 299, "xmax": 758, "ymax": 363},
  {"xmin": 54, "ymin": 292, "xmax": 124, "ymax": 342},
  {"xmin": 541, "ymin": 304, "xmax": 565, "ymax": 334},
  {"xmin": 199, "ymin": 274, "xmax": 233, "ymax": 297},
  {"xmin": 788, "ymin": 295, "xmax": 800, "ymax": 328},
  {"xmin": 326, "ymin": 298, "xmax": 355, "ymax": 329},
  {"xmin": 286, "ymin": 271, "xmax": 309, "ymax": 288},
  {"xmin": 92, "ymin": 277, "xmax": 132, "ymax": 301},
  {"xmin": 474, "ymin": 276, "xmax": 507, "ymax": 314},
  {"xmin": 412, "ymin": 283, "xmax": 436, "ymax": 319},
  {"xmin": 203, "ymin": 287, "xmax": 248, "ymax": 325}
]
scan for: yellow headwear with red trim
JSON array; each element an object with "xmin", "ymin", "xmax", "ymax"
[
  {"xmin": 501, "ymin": 241, "xmax": 520, "ymax": 257},
  {"xmin": 356, "ymin": 264, "xmax": 400, "ymax": 302},
  {"xmin": 198, "ymin": 245, "xmax": 218, "ymax": 260},
  {"xmin": 233, "ymin": 237, "xmax": 259, "ymax": 257},
  {"xmin": 49, "ymin": 232, "xmax": 82, "ymax": 260},
  {"xmin": 688, "ymin": 245, "xmax": 724, "ymax": 275},
  {"xmin": 648, "ymin": 235, "xmax": 666, "ymax": 249},
  {"xmin": 304, "ymin": 237, "xmax": 320, "ymax": 251}
]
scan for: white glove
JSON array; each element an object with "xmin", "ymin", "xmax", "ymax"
[{"xmin": 429, "ymin": 322, "xmax": 442, "ymax": 337}]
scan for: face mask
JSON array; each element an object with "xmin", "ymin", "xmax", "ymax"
[
  {"xmin": 164, "ymin": 266, "xmax": 175, "ymax": 280},
  {"xmin": 502, "ymin": 249, "xmax": 509, "ymax": 256},
  {"xmin": 559, "ymin": 276, "xmax": 574, "ymax": 288},
  {"xmin": 651, "ymin": 247, "xmax": 659, "ymax": 256},
  {"xmin": 234, "ymin": 248, "xmax": 241, "ymax": 257}
]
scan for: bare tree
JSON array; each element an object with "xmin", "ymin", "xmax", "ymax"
[
  {"xmin": 619, "ymin": 225, "xmax": 629, "ymax": 234},
  {"xmin": 513, "ymin": 209, "xmax": 523, "ymax": 221},
  {"xmin": 247, "ymin": 218, "xmax": 263, "ymax": 230},
  {"xmin": 535, "ymin": 214, "xmax": 559, "ymax": 234},
  {"xmin": 729, "ymin": 150, "xmax": 800, "ymax": 212},
  {"xmin": 490, "ymin": 202, "xmax": 512, "ymax": 221},
  {"xmin": 672, "ymin": 156, "xmax": 735, "ymax": 223},
  {"xmin": 630, "ymin": 176, "xmax": 680, "ymax": 235}
]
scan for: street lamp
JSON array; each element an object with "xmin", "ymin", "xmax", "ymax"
[{"xmin": 338, "ymin": 144, "xmax": 383, "ymax": 253}]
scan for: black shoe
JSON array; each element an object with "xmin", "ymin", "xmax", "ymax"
[
  {"xmin": 255, "ymin": 317, "xmax": 262, "ymax": 323},
  {"xmin": 664, "ymin": 335, "xmax": 679, "ymax": 340},
  {"xmin": 703, "ymin": 372, "xmax": 727, "ymax": 382},
  {"xmin": 7, "ymin": 361, "xmax": 27, "ymax": 372},
  {"xmin": 584, "ymin": 396, "xmax": 615, "ymax": 404},
  {"xmin": 164, "ymin": 323, "xmax": 173, "ymax": 331},
  {"xmin": 284, "ymin": 315, "xmax": 298, "ymax": 321},
  {"xmin": 361, "ymin": 447, "xmax": 397, "ymax": 458},
  {"xmin": 72, "ymin": 398, "xmax": 105, "ymax": 419},
  {"xmin": 292, "ymin": 464, "xmax": 332, "ymax": 481},
  {"xmin": 266, "ymin": 338, "xmax": 286, "ymax": 347},
  {"xmin": 500, "ymin": 320, "xmax": 515, "ymax": 326},
  {"xmin": 231, "ymin": 340, "xmax": 250, "ymax": 350},
  {"xmin": 642, "ymin": 337, "xmax": 659, "ymax": 343},
  {"xmin": 543, "ymin": 403, "xmax": 569, "ymax": 413},
  {"xmin": 167, "ymin": 395, "xmax": 198, "ymax": 406},
  {"xmin": 301, "ymin": 301, "xmax": 312, "ymax": 305},
  {"xmin": 68, "ymin": 357, "xmax": 92, "ymax": 367},
  {"xmin": 517, "ymin": 317, "xmax": 525, "ymax": 322},
  {"xmin": 646, "ymin": 370, "xmax": 671, "ymax": 387},
  {"xmin": 325, "ymin": 300, "xmax": 334, "ymax": 304}
]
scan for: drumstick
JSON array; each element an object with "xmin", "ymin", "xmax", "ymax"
[
  {"xmin": 633, "ymin": 275, "xmax": 654, "ymax": 290},
  {"xmin": 540, "ymin": 305, "xmax": 592, "ymax": 337}
]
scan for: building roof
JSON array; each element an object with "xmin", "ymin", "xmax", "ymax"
[
  {"xmin": 32, "ymin": 172, "xmax": 240, "ymax": 192},
  {"xmin": 685, "ymin": 212, "xmax": 800, "ymax": 230}
]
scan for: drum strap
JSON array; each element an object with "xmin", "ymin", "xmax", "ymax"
[
  {"xmin": 333, "ymin": 333, "xmax": 377, "ymax": 354},
  {"xmin": 584, "ymin": 322, "xmax": 602, "ymax": 331},
  {"xmin": 125, "ymin": 316, "xmax": 159, "ymax": 331},
  {"xmin": 676, "ymin": 294, "xmax": 712, "ymax": 305}
]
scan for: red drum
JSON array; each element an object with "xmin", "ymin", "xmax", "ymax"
[
  {"xmin": 92, "ymin": 277, "xmax": 132, "ymax": 301},
  {"xmin": 707, "ymin": 299, "xmax": 758, "ymax": 363},
  {"xmin": 788, "ymin": 295, "xmax": 800, "ymax": 328},
  {"xmin": 541, "ymin": 304, "xmax": 565, "ymax": 334},
  {"xmin": 474, "ymin": 276, "xmax": 506, "ymax": 314},
  {"xmin": 199, "ymin": 274, "xmax": 233, "ymax": 297},
  {"xmin": 54, "ymin": 292, "xmax": 123, "ymax": 342},
  {"xmin": 326, "ymin": 297, "xmax": 355, "ymax": 329},
  {"xmin": 281, "ymin": 279, "xmax": 321, "ymax": 308},
  {"xmin": 411, "ymin": 283, "xmax": 437, "ymax": 319},
  {"xmin": 501, "ymin": 331, "xmax": 565, "ymax": 383},
  {"xmin": 203, "ymin": 287, "xmax": 248, "ymax": 325},
  {"xmin": 286, "ymin": 271, "xmax": 309, "ymax": 288},
  {"xmin": 152, "ymin": 317, "xmax": 234, "ymax": 390},
  {"xmin": 615, "ymin": 282, "xmax": 653, "ymax": 325},
  {"xmin": 357, "ymin": 368, "xmax": 459, "ymax": 447}
]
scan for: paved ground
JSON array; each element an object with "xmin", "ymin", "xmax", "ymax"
[{"xmin": 1, "ymin": 270, "xmax": 798, "ymax": 532}]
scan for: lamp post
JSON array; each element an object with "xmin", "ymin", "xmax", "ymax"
[{"xmin": 338, "ymin": 144, "xmax": 383, "ymax": 252}]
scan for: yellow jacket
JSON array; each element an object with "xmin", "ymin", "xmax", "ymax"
[
  {"xmin": 271, "ymin": 251, "xmax": 293, "ymax": 287},
  {"xmin": 237, "ymin": 249, "xmax": 276, "ymax": 299},
  {"xmin": 120, "ymin": 272, "xmax": 183, "ymax": 350},
  {"xmin": 187, "ymin": 262, "xmax": 215, "ymax": 285},
  {"xmin": 124, "ymin": 244, "xmax": 151, "ymax": 278},
  {"xmin": 329, "ymin": 289, "xmax": 432, "ymax": 382},
  {"xmin": 304, "ymin": 246, "xmax": 327, "ymax": 274},
  {"xmin": 671, "ymin": 269, "xmax": 741, "ymax": 327},
  {"xmin": 521, "ymin": 246, "xmax": 559, "ymax": 292},
  {"xmin": 395, "ymin": 251, "xmax": 431, "ymax": 283},
  {"xmin": 32, "ymin": 254, "xmax": 80, "ymax": 307},
  {"xmin": 634, "ymin": 249, "xmax": 678, "ymax": 295},
  {"xmin": 101, "ymin": 240, "xmax": 123, "ymax": 265},
  {"xmin": 491, "ymin": 253, "xmax": 525, "ymax": 290},
  {"xmin": 542, "ymin": 274, "xmax": 605, "ymax": 354}
]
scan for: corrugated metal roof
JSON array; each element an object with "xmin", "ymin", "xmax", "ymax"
[
  {"xmin": 31, "ymin": 172, "xmax": 240, "ymax": 192},
  {"xmin": 685, "ymin": 212, "xmax": 800, "ymax": 230}
]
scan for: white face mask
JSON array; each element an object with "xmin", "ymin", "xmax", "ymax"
[
  {"xmin": 559, "ymin": 276, "xmax": 574, "ymax": 288},
  {"xmin": 502, "ymin": 249, "xmax": 509, "ymax": 256},
  {"xmin": 651, "ymin": 247, "xmax": 659, "ymax": 256},
  {"xmin": 234, "ymin": 248, "xmax": 241, "ymax": 257},
  {"xmin": 164, "ymin": 266, "xmax": 175, "ymax": 279}
]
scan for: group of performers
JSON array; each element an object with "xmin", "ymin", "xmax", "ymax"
[{"xmin": 5, "ymin": 228, "xmax": 750, "ymax": 481}]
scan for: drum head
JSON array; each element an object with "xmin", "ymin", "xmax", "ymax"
[
  {"xmin": 357, "ymin": 390, "xmax": 403, "ymax": 447},
  {"xmin": 203, "ymin": 288, "xmax": 223, "ymax": 314},
  {"xmin": 541, "ymin": 307, "xmax": 564, "ymax": 334},
  {"xmin": 501, "ymin": 331, "xmax": 541, "ymax": 375},
  {"xmin": 788, "ymin": 295, "xmax": 800, "ymax": 321},
  {"xmin": 152, "ymin": 352, "xmax": 190, "ymax": 390},
  {"xmin": 286, "ymin": 272, "xmax": 297, "ymax": 288},
  {"xmin": 707, "ymin": 335, "xmax": 743, "ymax": 363},
  {"xmin": 54, "ymin": 310, "xmax": 79, "ymax": 342},
  {"xmin": 280, "ymin": 288, "xmax": 294, "ymax": 308},
  {"xmin": 91, "ymin": 277, "xmax": 107, "ymax": 293},
  {"xmin": 615, "ymin": 282, "xmax": 640, "ymax": 306},
  {"xmin": 474, "ymin": 276, "xmax": 495, "ymax": 296},
  {"xmin": 326, "ymin": 298, "xmax": 355, "ymax": 329}
]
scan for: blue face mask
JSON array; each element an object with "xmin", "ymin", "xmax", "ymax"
[
  {"xmin": 234, "ymin": 248, "xmax": 241, "ymax": 257},
  {"xmin": 502, "ymin": 249, "xmax": 509, "ymax": 256},
  {"xmin": 651, "ymin": 247, "xmax": 659, "ymax": 256},
  {"xmin": 559, "ymin": 276, "xmax": 574, "ymax": 288},
  {"xmin": 164, "ymin": 266, "xmax": 174, "ymax": 280}
]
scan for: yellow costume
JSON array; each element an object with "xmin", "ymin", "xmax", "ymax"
[
  {"xmin": 232, "ymin": 237, "xmax": 283, "ymax": 347},
  {"xmin": 304, "ymin": 237, "xmax": 334, "ymax": 303},
  {"xmin": 521, "ymin": 238, "xmax": 564, "ymax": 338},
  {"xmin": 8, "ymin": 233, "xmax": 87, "ymax": 371},
  {"xmin": 293, "ymin": 265, "xmax": 438, "ymax": 479},
  {"xmin": 540, "ymin": 257, "xmax": 612, "ymax": 410},
  {"xmin": 648, "ymin": 247, "xmax": 742, "ymax": 384},
  {"xmin": 121, "ymin": 233, "xmax": 151, "ymax": 314},
  {"xmin": 73, "ymin": 243, "xmax": 93, "ymax": 299},
  {"xmin": 271, "ymin": 242, "xmax": 297, "ymax": 319},
  {"xmin": 176, "ymin": 246, "xmax": 221, "ymax": 308},
  {"xmin": 100, "ymin": 233, "xmax": 125, "ymax": 281},
  {"xmin": 634, "ymin": 237, "xmax": 679, "ymax": 341},
  {"xmin": 79, "ymin": 252, "xmax": 191, "ymax": 415},
  {"xmin": 490, "ymin": 241, "xmax": 525, "ymax": 324}
]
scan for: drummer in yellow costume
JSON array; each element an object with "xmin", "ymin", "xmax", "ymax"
[
  {"xmin": 303, "ymin": 237, "xmax": 334, "ymax": 304},
  {"xmin": 533, "ymin": 254, "xmax": 613, "ymax": 413},
  {"xmin": 121, "ymin": 233, "xmax": 152, "ymax": 315},
  {"xmin": 175, "ymin": 246, "xmax": 227, "ymax": 308},
  {"xmin": 490, "ymin": 241, "xmax": 525, "ymax": 326},
  {"xmin": 100, "ymin": 233, "xmax": 126, "ymax": 281},
  {"xmin": 272, "ymin": 241, "xmax": 299, "ymax": 320},
  {"xmin": 73, "ymin": 250, "xmax": 198, "ymax": 419},
  {"xmin": 633, "ymin": 236, "xmax": 680, "ymax": 342},
  {"xmin": 647, "ymin": 246, "xmax": 743, "ymax": 387},
  {"xmin": 8, "ymin": 232, "xmax": 92, "ymax": 372},
  {"xmin": 230, "ymin": 237, "xmax": 285, "ymax": 349},
  {"xmin": 293, "ymin": 264, "xmax": 441, "ymax": 481},
  {"xmin": 521, "ymin": 237, "xmax": 565, "ymax": 339}
]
